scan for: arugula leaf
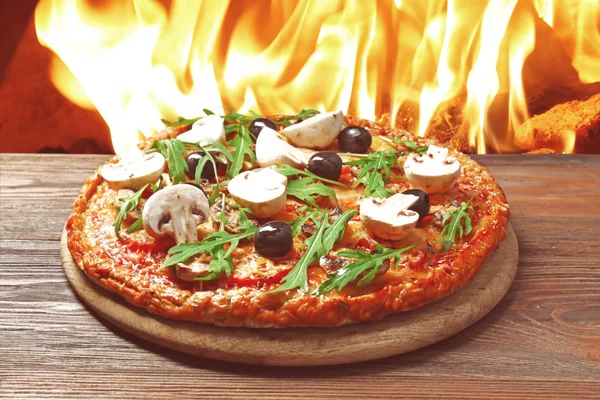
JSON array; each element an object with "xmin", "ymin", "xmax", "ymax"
[
  {"xmin": 289, "ymin": 209, "xmax": 320, "ymax": 237},
  {"xmin": 321, "ymin": 210, "xmax": 358, "ymax": 250},
  {"xmin": 440, "ymin": 201, "xmax": 473, "ymax": 251},
  {"xmin": 146, "ymin": 139, "xmax": 189, "ymax": 184},
  {"xmin": 226, "ymin": 124, "xmax": 256, "ymax": 179},
  {"xmin": 125, "ymin": 215, "xmax": 143, "ymax": 234},
  {"xmin": 393, "ymin": 138, "xmax": 429, "ymax": 155},
  {"xmin": 314, "ymin": 244, "xmax": 415, "ymax": 295},
  {"xmin": 275, "ymin": 165, "xmax": 345, "ymax": 187},
  {"xmin": 286, "ymin": 178, "xmax": 338, "ymax": 208},
  {"xmin": 270, "ymin": 209, "xmax": 356, "ymax": 293},
  {"xmin": 162, "ymin": 208, "xmax": 258, "ymax": 269},
  {"xmin": 269, "ymin": 212, "xmax": 329, "ymax": 293},
  {"xmin": 273, "ymin": 109, "xmax": 320, "ymax": 127},
  {"xmin": 114, "ymin": 184, "xmax": 148, "ymax": 239},
  {"xmin": 161, "ymin": 116, "xmax": 202, "ymax": 127},
  {"xmin": 345, "ymin": 149, "xmax": 398, "ymax": 198}
]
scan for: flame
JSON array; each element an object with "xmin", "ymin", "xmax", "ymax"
[{"xmin": 35, "ymin": 0, "xmax": 599, "ymax": 155}]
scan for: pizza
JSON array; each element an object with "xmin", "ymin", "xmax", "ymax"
[{"xmin": 65, "ymin": 110, "xmax": 510, "ymax": 328}]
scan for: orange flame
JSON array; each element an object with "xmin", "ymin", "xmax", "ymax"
[{"xmin": 35, "ymin": 0, "xmax": 599, "ymax": 155}]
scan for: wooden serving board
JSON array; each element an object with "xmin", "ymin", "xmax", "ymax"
[{"xmin": 60, "ymin": 224, "xmax": 518, "ymax": 366}]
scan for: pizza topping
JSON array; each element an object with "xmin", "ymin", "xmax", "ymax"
[
  {"xmin": 360, "ymin": 193, "xmax": 420, "ymax": 240},
  {"xmin": 177, "ymin": 114, "xmax": 226, "ymax": 146},
  {"xmin": 175, "ymin": 256, "xmax": 212, "ymax": 282},
  {"xmin": 403, "ymin": 144, "xmax": 461, "ymax": 194},
  {"xmin": 394, "ymin": 138, "xmax": 429, "ymax": 155},
  {"xmin": 114, "ymin": 184, "xmax": 149, "ymax": 239},
  {"xmin": 185, "ymin": 151, "xmax": 218, "ymax": 181},
  {"xmin": 255, "ymin": 126, "xmax": 308, "ymax": 169},
  {"xmin": 440, "ymin": 200, "xmax": 473, "ymax": 251},
  {"xmin": 248, "ymin": 117, "xmax": 277, "ymax": 139},
  {"xmin": 307, "ymin": 152, "xmax": 343, "ymax": 181},
  {"xmin": 100, "ymin": 153, "xmax": 165, "ymax": 190},
  {"xmin": 254, "ymin": 221, "xmax": 293, "ymax": 259},
  {"xmin": 269, "ymin": 209, "xmax": 358, "ymax": 293},
  {"xmin": 142, "ymin": 184, "xmax": 210, "ymax": 244},
  {"xmin": 162, "ymin": 207, "xmax": 258, "ymax": 274},
  {"xmin": 338, "ymin": 126, "xmax": 373, "ymax": 153},
  {"xmin": 281, "ymin": 110, "xmax": 344, "ymax": 149},
  {"xmin": 227, "ymin": 168, "xmax": 288, "ymax": 218},
  {"xmin": 314, "ymin": 244, "xmax": 414, "ymax": 296},
  {"xmin": 344, "ymin": 149, "xmax": 397, "ymax": 198},
  {"xmin": 401, "ymin": 188, "xmax": 431, "ymax": 219}
]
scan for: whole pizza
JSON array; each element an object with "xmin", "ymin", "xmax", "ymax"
[{"xmin": 66, "ymin": 110, "xmax": 510, "ymax": 328}]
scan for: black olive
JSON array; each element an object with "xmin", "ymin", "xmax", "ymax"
[
  {"xmin": 307, "ymin": 152, "xmax": 343, "ymax": 181},
  {"xmin": 402, "ymin": 188, "xmax": 430, "ymax": 219},
  {"xmin": 254, "ymin": 221, "xmax": 293, "ymax": 258},
  {"xmin": 185, "ymin": 151, "xmax": 216, "ymax": 181},
  {"xmin": 249, "ymin": 118, "xmax": 277, "ymax": 139},
  {"xmin": 338, "ymin": 126, "xmax": 372, "ymax": 153},
  {"xmin": 183, "ymin": 182, "xmax": 208, "ymax": 197}
]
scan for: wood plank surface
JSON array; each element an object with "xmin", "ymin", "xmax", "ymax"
[{"xmin": 1, "ymin": 154, "xmax": 599, "ymax": 399}]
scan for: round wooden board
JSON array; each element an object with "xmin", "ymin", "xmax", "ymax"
[{"xmin": 61, "ymin": 224, "xmax": 518, "ymax": 366}]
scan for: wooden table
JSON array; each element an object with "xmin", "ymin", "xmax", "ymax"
[{"xmin": 1, "ymin": 154, "xmax": 599, "ymax": 399}]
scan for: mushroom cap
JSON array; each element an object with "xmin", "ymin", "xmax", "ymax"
[
  {"xmin": 403, "ymin": 145, "xmax": 461, "ymax": 194},
  {"xmin": 281, "ymin": 110, "xmax": 344, "ymax": 149},
  {"xmin": 227, "ymin": 168, "xmax": 288, "ymax": 218},
  {"xmin": 142, "ymin": 184, "xmax": 210, "ymax": 244},
  {"xmin": 360, "ymin": 193, "xmax": 420, "ymax": 240},
  {"xmin": 100, "ymin": 153, "xmax": 165, "ymax": 190},
  {"xmin": 177, "ymin": 114, "xmax": 226, "ymax": 145},
  {"xmin": 255, "ymin": 127, "xmax": 308, "ymax": 169}
]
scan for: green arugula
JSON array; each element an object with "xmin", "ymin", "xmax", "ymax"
[
  {"xmin": 345, "ymin": 149, "xmax": 397, "ymax": 198},
  {"xmin": 314, "ymin": 244, "xmax": 415, "ymax": 295},
  {"xmin": 440, "ymin": 201, "xmax": 473, "ymax": 251},
  {"xmin": 146, "ymin": 139, "xmax": 189, "ymax": 184},
  {"xmin": 273, "ymin": 109, "xmax": 320, "ymax": 127},
  {"xmin": 269, "ymin": 209, "xmax": 357, "ymax": 293},
  {"xmin": 162, "ymin": 208, "xmax": 257, "ymax": 269},
  {"xmin": 285, "ymin": 177, "xmax": 338, "ymax": 208},
  {"xmin": 275, "ymin": 165, "xmax": 345, "ymax": 186},
  {"xmin": 393, "ymin": 138, "xmax": 429, "ymax": 155},
  {"xmin": 226, "ymin": 124, "xmax": 256, "ymax": 179},
  {"xmin": 161, "ymin": 116, "xmax": 202, "ymax": 127},
  {"xmin": 114, "ymin": 184, "xmax": 148, "ymax": 239},
  {"xmin": 125, "ymin": 215, "xmax": 144, "ymax": 234}
]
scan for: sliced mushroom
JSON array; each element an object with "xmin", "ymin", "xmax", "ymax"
[
  {"xmin": 281, "ymin": 110, "xmax": 344, "ymax": 149},
  {"xmin": 177, "ymin": 114, "xmax": 226, "ymax": 145},
  {"xmin": 142, "ymin": 184, "xmax": 210, "ymax": 244},
  {"xmin": 403, "ymin": 144, "xmax": 461, "ymax": 194},
  {"xmin": 100, "ymin": 153, "xmax": 165, "ymax": 190},
  {"xmin": 360, "ymin": 193, "xmax": 420, "ymax": 240},
  {"xmin": 175, "ymin": 255, "xmax": 212, "ymax": 282},
  {"xmin": 255, "ymin": 127, "xmax": 308, "ymax": 168},
  {"xmin": 227, "ymin": 168, "xmax": 287, "ymax": 218}
]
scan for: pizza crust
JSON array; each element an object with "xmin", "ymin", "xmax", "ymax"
[{"xmin": 66, "ymin": 116, "xmax": 510, "ymax": 328}]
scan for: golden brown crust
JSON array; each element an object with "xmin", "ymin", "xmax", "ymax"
[{"xmin": 66, "ymin": 116, "xmax": 510, "ymax": 328}]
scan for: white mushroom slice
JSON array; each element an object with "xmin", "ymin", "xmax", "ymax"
[
  {"xmin": 176, "ymin": 114, "xmax": 226, "ymax": 145},
  {"xmin": 360, "ymin": 194, "xmax": 420, "ymax": 240},
  {"xmin": 100, "ymin": 153, "xmax": 165, "ymax": 190},
  {"xmin": 281, "ymin": 110, "xmax": 344, "ymax": 149},
  {"xmin": 255, "ymin": 127, "xmax": 308, "ymax": 168},
  {"xmin": 227, "ymin": 168, "xmax": 287, "ymax": 218},
  {"xmin": 403, "ymin": 144, "xmax": 461, "ymax": 194},
  {"xmin": 142, "ymin": 184, "xmax": 210, "ymax": 244}
]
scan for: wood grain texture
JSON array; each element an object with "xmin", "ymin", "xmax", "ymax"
[
  {"xmin": 60, "ymin": 226, "xmax": 518, "ymax": 366},
  {"xmin": 1, "ymin": 154, "xmax": 599, "ymax": 398}
]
